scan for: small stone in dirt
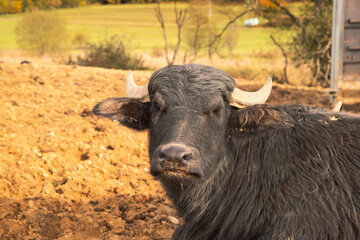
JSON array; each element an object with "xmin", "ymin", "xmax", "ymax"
[
  {"xmin": 108, "ymin": 234, "xmax": 123, "ymax": 240},
  {"xmin": 150, "ymin": 214, "xmax": 165, "ymax": 223},
  {"xmin": 20, "ymin": 60, "xmax": 31, "ymax": 65},
  {"xmin": 33, "ymin": 76, "xmax": 44, "ymax": 85},
  {"xmin": 95, "ymin": 125, "xmax": 106, "ymax": 132},
  {"xmin": 146, "ymin": 204, "xmax": 157, "ymax": 212},
  {"xmin": 64, "ymin": 110, "xmax": 76, "ymax": 116},
  {"xmin": 94, "ymin": 207, "xmax": 105, "ymax": 212},
  {"xmin": 52, "ymin": 178, "xmax": 68, "ymax": 187},
  {"xmin": 10, "ymin": 101, "xmax": 19, "ymax": 106},
  {"xmin": 148, "ymin": 211, "xmax": 155, "ymax": 218},
  {"xmin": 81, "ymin": 109, "xmax": 93, "ymax": 117},
  {"xmin": 167, "ymin": 216, "xmax": 180, "ymax": 225},
  {"xmin": 132, "ymin": 194, "xmax": 143, "ymax": 203},
  {"xmin": 80, "ymin": 152, "xmax": 90, "ymax": 161},
  {"xmin": 155, "ymin": 205, "xmax": 173, "ymax": 215},
  {"xmin": 55, "ymin": 188, "xmax": 64, "ymax": 194},
  {"xmin": 118, "ymin": 200, "xmax": 128, "ymax": 213},
  {"xmin": 124, "ymin": 209, "xmax": 137, "ymax": 223},
  {"xmin": 138, "ymin": 210, "xmax": 148, "ymax": 220},
  {"xmin": 89, "ymin": 200, "xmax": 99, "ymax": 205},
  {"xmin": 107, "ymin": 145, "xmax": 115, "ymax": 150}
]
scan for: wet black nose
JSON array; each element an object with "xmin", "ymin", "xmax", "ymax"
[{"xmin": 159, "ymin": 145, "xmax": 194, "ymax": 164}]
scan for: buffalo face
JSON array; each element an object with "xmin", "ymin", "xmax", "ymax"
[{"xmin": 147, "ymin": 86, "xmax": 232, "ymax": 188}]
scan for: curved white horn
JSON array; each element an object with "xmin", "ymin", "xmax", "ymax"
[
  {"xmin": 125, "ymin": 71, "xmax": 149, "ymax": 102},
  {"xmin": 230, "ymin": 77, "xmax": 272, "ymax": 107}
]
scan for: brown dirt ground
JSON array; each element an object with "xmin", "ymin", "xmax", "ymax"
[{"xmin": 0, "ymin": 61, "xmax": 359, "ymax": 240}]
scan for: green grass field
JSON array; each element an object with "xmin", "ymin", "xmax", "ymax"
[{"xmin": 0, "ymin": 3, "xmax": 294, "ymax": 58}]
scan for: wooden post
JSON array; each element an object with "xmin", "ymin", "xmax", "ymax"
[{"xmin": 330, "ymin": 0, "xmax": 345, "ymax": 103}]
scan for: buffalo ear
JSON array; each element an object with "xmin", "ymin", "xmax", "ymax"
[
  {"xmin": 229, "ymin": 105, "xmax": 292, "ymax": 133},
  {"xmin": 92, "ymin": 97, "xmax": 150, "ymax": 130}
]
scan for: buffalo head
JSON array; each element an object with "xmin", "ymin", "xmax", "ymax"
[{"xmin": 93, "ymin": 64, "xmax": 272, "ymax": 190}]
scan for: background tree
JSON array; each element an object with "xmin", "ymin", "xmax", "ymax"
[
  {"xmin": 252, "ymin": 0, "xmax": 333, "ymax": 86},
  {"xmin": 29, "ymin": 0, "xmax": 63, "ymax": 10},
  {"xmin": 291, "ymin": 0, "xmax": 332, "ymax": 86},
  {"xmin": 217, "ymin": 5, "xmax": 241, "ymax": 59},
  {"xmin": 155, "ymin": 0, "xmax": 189, "ymax": 65},
  {"xmin": 0, "ymin": 0, "xmax": 22, "ymax": 14},
  {"xmin": 73, "ymin": 35, "xmax": 146, "ymax": 70},
  {"xmin": 61, "ymin": 0, "xmax": 83, "ymax": 8},
  {"xmin": 154, "ymin": 0, "xmax": 253, "ymax": 63},
  {"xmin": 183, "ymin": 0, "xmax": 208, "ymax": 62},
  {"xmin": 207, "ymin": 4, "xmax": 253, "ymax": 59},
  {"xmin": 15, "ymin": 11, "xmax": 70, "ymax": 55},
  {"xmin": 255, "ymin": 0, "xmax": 299, "ymax": 27}
]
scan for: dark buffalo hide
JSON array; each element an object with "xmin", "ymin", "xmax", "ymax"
[{"xmin": 93, "ymin": 64, "xmax": 360, "ymax": 240}]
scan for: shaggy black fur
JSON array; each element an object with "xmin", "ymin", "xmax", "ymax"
[{"xmin": 93, "ymin": 64, "xmax": 360, "ymax": 240}]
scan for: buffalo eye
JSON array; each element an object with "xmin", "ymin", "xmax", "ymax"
[
  {"xmin": 151, "ymin": 93, "xmax": 167, "ymax": 114},
  {"xmin": 204, "ymin": 102, "xmax": 223, "ymax": 118},
  {"xmin": 152, "ymin": 102, "xmax": 166, "ymax": 114},
  {"xmin": 212, "ymin": 106, "xmax": 222, "ymax": 115},
  {"xmin": 153, "ymin": 104, "xmax": 160, "ymax": 112}
]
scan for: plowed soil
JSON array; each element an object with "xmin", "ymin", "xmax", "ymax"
[{"xmin": 0, "ymin": 61, "xmax": 359, "ymax": 240}]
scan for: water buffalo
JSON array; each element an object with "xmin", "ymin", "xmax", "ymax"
[{"xmin": 93, "ymin": 64, "xmax": 360, "ymax": 240}]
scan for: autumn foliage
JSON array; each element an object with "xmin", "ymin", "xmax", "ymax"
[
  {"xmin": 15, "ymin": 11, "xmax": 70, "ymax": 54},
  {"xmin": 259, "ymin": 0, "xmax": 286, "ymax": 8}
]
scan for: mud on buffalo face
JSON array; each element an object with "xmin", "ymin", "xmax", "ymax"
[{"xmin": 92, "ymin": 64, "xmax": 270, "ymax": 189}]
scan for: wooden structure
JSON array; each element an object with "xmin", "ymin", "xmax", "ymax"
[{"xmin": 331, "ymin": 0, "xmax": 360, "ymax": 102}]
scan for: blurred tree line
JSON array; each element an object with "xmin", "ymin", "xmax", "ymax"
[
  {"xmin": 0, "ymin": 0, "xmax": 146, "ymax": 14},
  {"xmin": 0, "ymin": 0, "xmax": 308, "ymax": 14},
  {"xmin": 0, "ymin": 0, "xmax": 160, "ymax": 14}
]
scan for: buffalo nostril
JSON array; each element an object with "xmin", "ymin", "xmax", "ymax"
[
  {"xmin": 159, "ymin": 145, "xmax": 194, "ymax": 164},
  {"xmin": 159, "ymin": 151, "xmax": 166, "ymax": 159},
  {"xmin": 182, "ymin": 152, "xmax": 193, "ymax": 161}
]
